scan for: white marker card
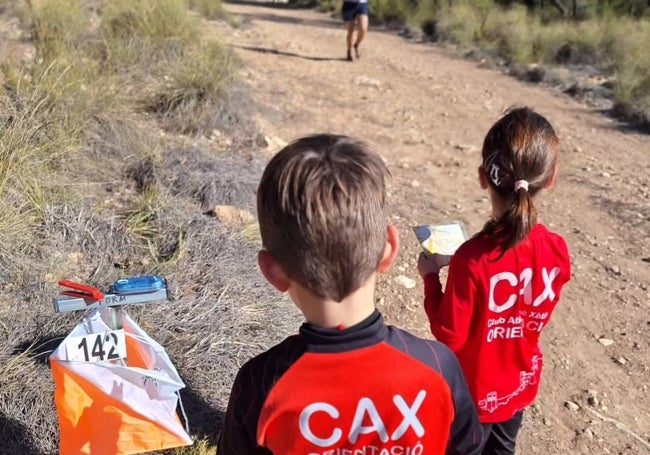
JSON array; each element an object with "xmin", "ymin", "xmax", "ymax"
[
  {"xmin": 413, "ymin": 223, "xmax": 468, "ymax": 255},
  {"xmin": 64, "ymin": 329, "xmax": 127, "ymax": 362}
]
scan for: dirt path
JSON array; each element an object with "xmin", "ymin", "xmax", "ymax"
[{"xmin": 213, "ymin": 3, "xmax": 650, "ymax": 453}]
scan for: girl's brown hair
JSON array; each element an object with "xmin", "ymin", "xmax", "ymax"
[{"xmin": 478, "ymin": 107, "xmax": 559, "ymax": 252}]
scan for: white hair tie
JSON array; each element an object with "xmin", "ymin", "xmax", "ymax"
[{"xmin": 514, "ymin": 180, "xmax": 529, "ymax": 192}]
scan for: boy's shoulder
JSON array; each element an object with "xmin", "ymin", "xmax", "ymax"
[
  {"xmin": 384, "ymin": 325, "xmax": 462, "ymax": 377},
  {"xmin": 235, "ymin": 334, "xmax": 307, "ymax": 387}
]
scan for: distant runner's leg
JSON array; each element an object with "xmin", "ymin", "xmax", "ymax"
[
  {"xmin": 346, "ymin": 20, "xmax": 355, "ymax": 61},
  {"xmin": 354, "ymin": 12, "xmax": 368, "ymax": 59}
]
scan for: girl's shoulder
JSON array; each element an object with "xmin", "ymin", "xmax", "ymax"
[
  {"xmin": 530, "ymin": 223, "xmax": 569, "ymax": 250},
  {"xmin": 454, "ymin": 234, "xmax": 496, "ymax": 264},
  {"xmin": 454, "ymin": 223, "xmax": 569, "ymax": 265}
]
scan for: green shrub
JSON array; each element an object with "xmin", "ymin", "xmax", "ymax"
[
  {"xmin": 403, "ymin": 0, "xmax": 650, "ymax": 111},
  {"xmin": 101, "ymin": 0, "xmax": 200, "ymax": 48},
  {"xmin": 30, "ymin": 0, "xmax": 89, "ymax": 61},
  {"xmin": 370, "ymin": 0, "xmax": 411, "ymax": 24},
  {"xmin": 189, "ymin": 0, "xmax": 226, "ymax": 20},
  {"xmin": 604, "ymin": 18, "xmax": 650, "ymax": 108},
  {"xmin": 434, "ymin": 2, "xmax": 483, "ymax": 48},
  {"xmin": 144, "ymin": 41, "xmax": 239, "ymax": 134}
]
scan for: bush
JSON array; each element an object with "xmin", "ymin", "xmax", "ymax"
[
  {"xmin": 0, "ymin": 0, "xmax": 244, "ymax": 270},
  {"xmin": 402, "ymin": 0, "xmax": 650, "ymax": 113},
  {"xmin": 604, "ymin": 18, "xmax": 650, "ymax": 108},
  {"xmin": 0, "ymin": 2, "xmax": 260, "ymax": 453},
  {"xmin": 143, "ymin": 40, "xmax": 240, "ymax": 135},
  {"xmin": 370, "ymin": 0, "xmax": 411, "ymax": 25},
  {"xmin": 102, "ymin": 0, "xmax": 199, "ymax": 46},
  {"xmin": 189, "ymin": 0, "xmax": 226, "ymax": 20},
  {"xmin": 30, "ymin": 0, "xmax": 89, "ymax": 60}
]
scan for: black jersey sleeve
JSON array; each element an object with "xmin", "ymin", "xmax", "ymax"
[
  {"xmin": 218, "ymin": 335, "xmax": 306, "ymax": 455},
  {"xmin": 386, "ymin": 327, "xmax": 482, "ymax": 455},
  {"xmin": 435, "ymin": 345, "xmax": 483, "ymax": 455},
  {"xmin": 218, "ymin": 361, "xmax": 273, "ymax": 455}
]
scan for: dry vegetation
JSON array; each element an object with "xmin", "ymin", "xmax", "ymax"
[
  {"xmin": 321, "ymin": 0, "xmax": 650, "ymax": 126},
  {"xmin": 0, "ymin": 0, "xmax": 298, "ymax": 454}
]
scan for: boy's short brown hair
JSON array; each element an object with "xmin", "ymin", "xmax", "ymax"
[{"xmin": 257, "ymin": 134, "xmax": 389, "ymax": 302}]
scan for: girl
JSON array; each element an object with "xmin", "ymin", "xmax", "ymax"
[{"xmin": 417, "ymin": 107, "xmax": 571, "ymax": 454}]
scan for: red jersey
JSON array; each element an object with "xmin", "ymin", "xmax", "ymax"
[
  {"xmin": 218, "ymin": 311, "xmax": 482, "ymax": 454},
  {"xmin": 423, "ymin": 224, "xmax": 571, "ymax": 423}
]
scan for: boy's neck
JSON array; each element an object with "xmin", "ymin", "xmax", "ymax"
[{"xmin": 290, "ymin": 276, "xmax": 378, "ymax": 329}]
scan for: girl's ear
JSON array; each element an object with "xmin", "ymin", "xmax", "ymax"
[
  {"xmin": 378, "ymin": 225, "xmax": 399, "ymax": 273},
  {"xmin": 544, "ymin": 164, "xmax": 558, "ymax": 189},
  {"xmin": 478, "ymin": 165, "xmax": 489, "ymax": 189},
  {"xmin": 258, "ymin": 250, "xmax": 290, "ymax": 292}
]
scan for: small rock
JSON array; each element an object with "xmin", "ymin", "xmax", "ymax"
[
  {"xmin": 564, "ymin": 401, "xmax": 580, "ymax": 412},
  {"xmin": 610, "ymin": 265, "xmax": 621, "ymax": 276},
  {"xmin": 583, "ymin": 428, "xmax": 594, "ymax": 439},
  {"xmin": 208, "ymin": 205, "xmax": 255, "ymax": 225},
  {"xmin": 453, "ymin": 144, "xmax": 478, "ymax": 153},
  {"xmin": 210, "ymin": 129, "xmax": 233, "ymax": 148},
  {"xmin": 399, "ymin": 25, "xmax": 424, "ymax": 42},
  {"xmin": 586, "ymin": 390, "xmax": 599, "ymax": 407},
  {"xmin": 600, "ymin": 171, "xmax": 612, "ymax": 178},
  {"xmin": 265, "ymin": 135, "xmax": 288, "ymax": 153},
  {"xmin": 394, "ymin": 275, "xmax": 416, "ymax": 289},
  {"xmin": 354, "ymin": 76, "xmax": 381, "ymax": 88},
  {"xmin": 411, "ymin": 180, "xmax": 421, "ymax": 188},
  {"xmin": 615, "ymin": 356, "xmax": 627, "ymax": 365},
  {"xmin": 525, "ymin": 64, "xmax": 546, "ymax": 83},
  {"xmin": 598, "ymin": 338, "xmax": 614, "ymax": 347},
  {"xmin": 543, "ymin": 417, "xmax": 552, "ymax": 426}
]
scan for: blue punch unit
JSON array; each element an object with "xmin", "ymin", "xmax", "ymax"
[{"xmin": 111, "ymin": 275, "xmax": 166, "ymax": 295}]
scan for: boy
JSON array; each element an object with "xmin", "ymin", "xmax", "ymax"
[{"xmin": 218, "ymin": 134, "xmax": 482, "ymax": 454}]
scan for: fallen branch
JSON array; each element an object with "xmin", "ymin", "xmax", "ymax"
[{"xmin": 583, "ymin": 407, "xmax": 650, "ymax": 451}]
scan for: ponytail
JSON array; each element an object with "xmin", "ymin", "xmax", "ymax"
[
  {"xmin": 477, "ymin": 188, "xmax": 537, "ymax": 253},
  {"xmin": 477, "ymin": 107, "xmax": 558, "ymax": 254}
]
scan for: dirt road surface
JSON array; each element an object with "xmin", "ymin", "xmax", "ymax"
[{"xmin": 214, "ymin": 3, "xmax": 650, "ymax": 453}]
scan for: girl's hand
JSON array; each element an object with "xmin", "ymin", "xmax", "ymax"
[{"xmin": 417, "ymin": 252, "xmax": 452, "ymax": 278}]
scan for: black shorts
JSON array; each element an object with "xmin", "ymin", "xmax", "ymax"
[
  {"xmin": 342, "ymin": 1, "xmax": 368, "ymax": 22},
  {"xmin": 479, "ymin": 411, "xmax": 524, "ymax": 455}
]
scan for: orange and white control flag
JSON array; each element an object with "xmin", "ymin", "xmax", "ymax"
[{"xmin": 50, "ymin": 308, "xmax": 193, "ymax": 455}]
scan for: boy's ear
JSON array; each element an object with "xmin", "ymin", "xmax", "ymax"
[
  {"xmin": 378, "ymin": 225, "xmax": 399, "ymax": 274},
  {"xmin": 544, "ymin": 164, "xmax": 558, "ymax": 189},
  {"xmin": 258, "ymin": 250, "xmax": 290, "ymax": 292},
  {"xmin": 478, "ymin": 166, "xmax": 489, "ymax": 189}
]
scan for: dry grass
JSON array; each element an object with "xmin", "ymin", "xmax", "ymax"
[
  {"xmin": 0, "ymin": 0, "xmax": 282, "ymax": 454},
  {"xmin": 101, "ymin": 0, "xmax": 200, "ymax": 48},
  {"xmin": 189, "ymin": 0, "xmax": 226, "ymax": 20},
  {"xmin": 30, "ymin": 0, "xmax": 90, "ymax": 60},
  {"xmin": 173, "ymin": 438, "xmax": 217, "ymax": 455},
  {"xmin": 143, "ymin": 40, "xmax": 240, "ymax": 135}
]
